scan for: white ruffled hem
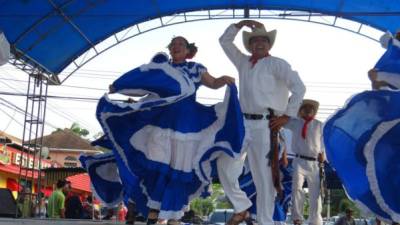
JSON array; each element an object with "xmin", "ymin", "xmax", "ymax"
[
  {"xmin": 364, "ymin": 119, "xmax": 400, "ymax": 222},
  {"xmin": 129, "ymin": 85, "xmax": 239, "ymax": 180},
  {"xmin": 139, "ymin": 180, "xmax": 209, "ymax": 220},
  {"xmin": 81, "ymin": 154, "xmax": 124, "ymax": 207}
]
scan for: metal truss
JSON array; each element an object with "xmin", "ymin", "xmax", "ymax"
[
  {"xmin": 7, "ymin": 8, "xmax": 382, "ymax": 84},
  {"xmin": 8, "ymin": 52, "xmax": 60, "ymax": 85},
  {"xmin": 57, "ymin": 8, "xmax": 382, "ymax": 83},
  {"xmin": 16, "ymin": 73, "xmax": 49, "ymax": 217}
]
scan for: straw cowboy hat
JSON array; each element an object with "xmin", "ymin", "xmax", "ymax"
[
  {"xmin": 242, "ymin": 26, "xmax": 277, "ymax": 53},
  {"xmin": 300, "ymin": 99, "xmax": 320, "ymax": 114}
]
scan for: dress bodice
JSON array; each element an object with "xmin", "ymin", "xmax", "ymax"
[{"xmin": 170, "ymin": 61, "xmax": 207, "ymax": 90}]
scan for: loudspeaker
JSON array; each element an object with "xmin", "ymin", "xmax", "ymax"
[{"xmin": 0, "ymin": 188, "xmax": 17, "ymax": 217}]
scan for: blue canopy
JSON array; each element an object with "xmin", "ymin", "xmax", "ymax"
[{"xmin": 0, "ymin": 0, "xmax": 399, "ymax": 75}]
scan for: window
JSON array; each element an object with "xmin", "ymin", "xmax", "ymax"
[
  {"xmin": 64, "ymin": 156, "xmax": 77, "ymax": 161},
  {"xmin": 64, "ymin": 162, "xmax": 78, "ymax": 167}
]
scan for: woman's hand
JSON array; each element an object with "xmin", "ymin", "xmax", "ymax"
[
  {"xmin": 368, "ymin": 69, "xmax": 389, "ymax": 90},
  {"xmin": 217, "ymin": 75, "xmax": 235, "ymax": 85},
  {"xmin": 368, "ymin": 69, "xmax": 378, "ymax": 82},
  {"xmin": 109, "ymin": 84, "xmax": 116, "ymax": 93},
  {"xmin": 201, "ymin": 72, "xmax": 235, "ymax": 89}
]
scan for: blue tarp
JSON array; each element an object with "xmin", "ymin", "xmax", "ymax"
[{"xmin": 0, "ymin": 0, "xmax": 399, "ymax": 75}]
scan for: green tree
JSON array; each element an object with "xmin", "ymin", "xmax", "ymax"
[
  {"xmin": 190, "ymin": 197, "xmax": 215, "ymax": 217},
  {"xmin": 70, "ymin": 122, "xmax": 89, "ymax": 137},
  {"xmin": 322, "ymin": 189, "xmax": 362, "ymax": 217},
  {"xmin": 338, "ymin": 199, "xmax": 360, "ymax": 217},
  {"xmin": 190, "ymin": 183, "xmax": 231, "ymax": 217}
]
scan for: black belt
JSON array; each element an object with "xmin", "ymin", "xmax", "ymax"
[
  {"xmin": 295, "ymin": 154, "xmax": 317, "ymax": 161},
  {"xmin": 243, "ymin": 113, "xmax": 270, "ymax": 120}
]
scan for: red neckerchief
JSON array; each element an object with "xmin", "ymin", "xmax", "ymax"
[
  {"xmin": 249, "ymin": 53, "xmax": 269, "ymax": 67},
  {"xmin": 301, "ymin": 116, "xmax": 314, "ymax": 139}
]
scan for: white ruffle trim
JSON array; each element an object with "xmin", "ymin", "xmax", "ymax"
[
  {"xmin": 90, "ymin": 182, "xmax": 123, "ymax": 208},
  {"xmin": 99, "ymin": 58, "xmax": 198, "ymax": 174},
  {"xmin": 125, "ymin": 85, "xmax": 239, "ymax": 180},
  {"xmin": 102, "ymin": 57, "xmax": 196, "ymax": 111},
  {"xmin": 81, "ymin": 153, "xmax": 124, "ymax": 207},
  {"xmin": 340, "ymin": 162, "xmax": 393, "ymax": 223},
  {"xmin": 364, "ymin": 119, "xmax": 400, "ymax": 222},
  {"xmin": 139, "ymin": 179, "xmax": 209, "ymax": 219}
]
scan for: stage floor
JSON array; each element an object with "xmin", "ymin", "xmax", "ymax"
[{"xmin": 0, "ymin": 218, "xmax": 146, "ymax": 225}]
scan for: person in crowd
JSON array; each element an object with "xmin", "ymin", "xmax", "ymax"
[
  {"xmin": 334, "ymin": 208, "xmax": 356, "ymax": 225},
  {"xmin": 17, "ymin": 187, "xmax": 32, "ymax": 218},
  {"xmin": 218, "ymin": 19, "xmax": 306, "ymax": 225},
  {"xmin": 102, "ymin": 207, "xmax": 116, "ymax": 220},
  {"xmin": 34, "ymin": 192, "xmax": 47, "ymax": 219},
  {"xmin": 65, "ymin": 192, "xmax": 84, "ymax": 219},
  {"xmin": 125, "ymin": 201, "xmax": 137, "ymax": 225},
  {"xmin": 118, "ymin": 202, "xmax": 128, "ymax": 222},
  {"xmin": 82, "ymin": 195, "xmax": 100, "ymax": 219},
  {"xmin": 47, "ymin": 179, "xmax": 69, "ymax": 218}
]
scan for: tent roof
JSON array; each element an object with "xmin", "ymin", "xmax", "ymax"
[{"xmin": 1, "ymin": 0, "xmax": 399, "ymax": 76}]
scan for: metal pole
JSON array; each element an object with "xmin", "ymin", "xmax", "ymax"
[
  {"xmin": 36, "ymin": 77, "xmax": 48, "ymax": 218},
  {"xmin": 327, "ymin": 190, "xmax": 331, "ymax": 219},
  {"xmin": 16, "ymin": 74, "xmax": 33, "ymax": 218},
  {"xmin": 92, "ymin": 192, "xmax": 95, "ymax": 220}
]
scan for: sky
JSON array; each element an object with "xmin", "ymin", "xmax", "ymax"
[{"xmin": 0, "ymin": 17, "xmax": 385, "ymax": 140}]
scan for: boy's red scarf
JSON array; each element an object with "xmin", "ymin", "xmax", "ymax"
[{"xmin": 302, "ymin": 116, "xmax": 314, "ymax": 139}]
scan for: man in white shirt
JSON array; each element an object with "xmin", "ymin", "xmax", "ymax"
[
  {"xmin": 285, "ymin": 99, "xmax": 324, "ymax": 225},
  {"xmin": 217, "ymin": 20, "xmax": 305, "ymax": 225}
]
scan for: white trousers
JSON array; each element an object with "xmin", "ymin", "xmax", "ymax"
[
  {"xmin": 291, "ymin": 167, "xmax": 322, "ymax": 225},
  {"xmin": 217, "ymin": 119, "xmax": 276, "ymax": 225}
]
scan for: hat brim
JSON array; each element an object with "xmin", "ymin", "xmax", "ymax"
[
  {"xmin": 243, "ymin": 29, "xmax": 276, "ymax": 53},
  {"xmin": 300, "ymin": 99, "xmax": 320, "ymax": 114}
]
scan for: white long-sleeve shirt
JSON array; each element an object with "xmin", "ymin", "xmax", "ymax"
[
  {"xmin": 285, "ymin": 118, "xmax": 325, "ymax": 173},
  {"xmin": 219, "ymin": 24, "xmax": 306, "ymax": 117}
]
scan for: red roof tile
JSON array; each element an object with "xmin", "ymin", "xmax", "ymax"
[{"xmin": 66, "ymin": 173, "xmax": 91, "ymax": 193}]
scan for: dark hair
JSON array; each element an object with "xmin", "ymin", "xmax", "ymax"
[
  {"xmin": 87, "ymin": 195, "xmax": 93, "ymax": 203},
  {"xmin": 345, "ymin": 208, "xmax": 353, "ymax": 213},
  {"xmin": 396, "ymin": 32, "xmax": 400, "ymax": 41},
  {"xmin": 56, "ymin": 179, "xmax": 67, "ymax": 189},
  {"xmin": 168, "ymin": 36, "xmax": 198, "ymax": 59}
]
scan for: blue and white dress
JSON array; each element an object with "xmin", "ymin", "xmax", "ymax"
[
  {"xmin": 323, "ymin": 90, "xmax": 400, "ymax": 223},
  {"xmin": 80, "ymin": 52, "xmax": 245, "ymax": 220},
  {"xmin": 322, "ymin": 31, "xmax": 400, "ymax": 224}
]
